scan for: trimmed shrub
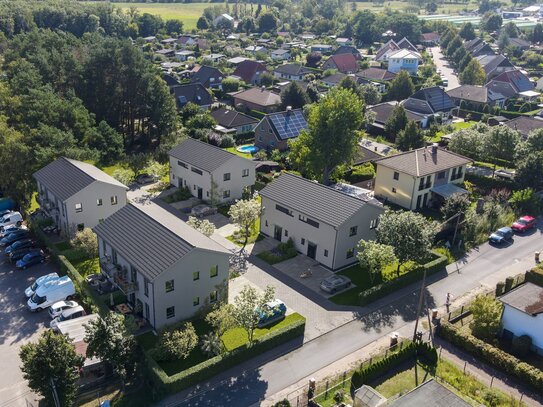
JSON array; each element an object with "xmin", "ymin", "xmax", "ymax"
[
  {"xmin": 504, "ymin": 276, "xmax": 514, "ymax": 292},
  {"xmin": 357, "ymin": 251, "xmax": 447, "ymax": 306},
  {"xmin": 234, "ymin": 131, "xmax": 255, "ymax": 145},
  {"xmin": 512, "ymin": 335, "xmax": 532, "ymax": 358},
  {"xmin": 345, "ymin": 163, "xmax": 375, "ymax": 183},
  {"xmin": 438, "ymin": 322, "xmax": 543, "ymax": 392},
  {"xmin": 146, "ymin": 317, "xmax": 305, "ymax": 393},
  {"xmin": 256, "ymin": 238, "xmax": 297, "ymax": 265},
  {"xmin": 495, "ymin": 281, "xmax": 505, "ymax": 296},
  {"xmin": 526, "ymin": 267, "xmax": 543, "ymax": 287}
]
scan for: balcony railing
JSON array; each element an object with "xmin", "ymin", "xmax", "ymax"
[{"xmin": 100, "ymin": 259, "xmax": 138, "ymax": 294}]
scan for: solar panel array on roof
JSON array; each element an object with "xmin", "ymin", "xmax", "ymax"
[{"xmin": 268, "ymin": 109, "xmax": 308, "ymax": 140}]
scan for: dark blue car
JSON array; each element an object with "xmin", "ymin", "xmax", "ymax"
[
  {"xmin": 489, "ymin": 227, "xmax": 514, "ymax": 245},
  {"xmin": 0, "ymin": 230, "xmax": 30, "ymax": 246},
  {"xmin": 16, "ymin": 250, "xmax": 45, "ymax": 269},
  {"xmin": 5, "ymin": 238, "xmax": 35, "ymax": 255},
  {"xmin": 10, "ymin": 247, "xmax": 37, "ymax": 262}
]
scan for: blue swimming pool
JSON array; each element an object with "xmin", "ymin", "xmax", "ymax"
[{"xmin": 237, "ymin": 145, "xmax": 260, "ymax": 154}]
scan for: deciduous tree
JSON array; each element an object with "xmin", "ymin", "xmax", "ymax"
[
  {"xmin": 387, "ymin": 70, "xmax": 415, "ymax": 101},
  {"xmin": 356, "ymin": 240, "xmax": 396, "ymax": 284},
  {"xmin": 233, "ymin": 285, "xmax": 275, "ymax": 345},
  {"xmin": 460, "ymin": 59, "xmax": 485, "ymax": 85},
  {"xmin": 384, "ymin": 104, "xmax": 408, "ymax": 138},
  {"xmin": 152, "ymin": 323, "xmax": 198, "ymax": 361},
  {"xmin": 280, "ymin": 81, "xmax": 309, "ymax": 109},
  {"xmin": 228, "ymin": 197, "xmax": 262, "ymax": 249},
  {"xmin": 396, "ymin": 120, "xmax": 424, "ymax": 151},
  {"xmin": 469, "ymin": 295, "xmax": 502, "ymax": 341},
  {"xmin": 187, "ymin": 216, "xmax": 216, "ymax": 237},
  {"xmin": 70, "ymin": 228, "xmax": 98, "ymax": 258},
  {"xmin": 459, "ymin": 22, "xmax": 476, "ymax": 40}
]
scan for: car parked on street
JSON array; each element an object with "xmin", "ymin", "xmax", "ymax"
[
  {"xmin": 25, "ymin": 272, "xmax": 60, "ymax": 298},
  {"xmin": 50, "ymin": 305, "xmax": 86, "ymax": 331},
  {"xmin": 9, "ymin": 247, "xmax": 38, "ymax": 262},
  {"xmin": 320, "ymin": 275, "xmax": 351, "ymax": 293},
  {"xmin": 489, "ymin": 226, "xmax": 514, "ymax": 245},
  {"xmin": 0, "ymin": 229, "xmax": 30, "ymax": 246},
  {"xmin": 4, "ymin": 238, "xmax": 35, "ymax": 255},
  {"xmin": 48, "ymin": 300, "xmax": 80, "ymax": 319},
  {"xmin": 511, "ymin": 216, "xmax": 536, "ymax": 233},
  {"xmin": 16, "ymin": 249, "xmax": 46, "ymax": 269}
]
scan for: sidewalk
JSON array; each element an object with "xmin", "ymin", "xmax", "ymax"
[{"xmin": 435, "ymin": 338, "xmax": 543, "ymax": 407}]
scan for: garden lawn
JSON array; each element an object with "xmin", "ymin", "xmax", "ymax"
[
  {"xmin": 433, "ymin": 121, "xmax": 477, "ymax": 142},
  {"xmin": 55, "ymin": 241, "xmax": 100, "ymax": 277},
  {"xmin": 225, "ymin": 145, "xmax": 253, "ymax": 160}
]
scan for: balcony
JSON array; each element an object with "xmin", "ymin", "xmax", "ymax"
[
  {"xmin": 100, "ymin": 259, "xmax": 139, "ymax": 294},
  {"xmin": 418, "ymin": 182, "xmax": 432, "ymax": 191}
]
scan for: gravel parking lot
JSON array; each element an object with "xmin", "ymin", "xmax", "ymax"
[{"xmin": 0, "ymin": 250, "xmax": 58, "ymax": 406}]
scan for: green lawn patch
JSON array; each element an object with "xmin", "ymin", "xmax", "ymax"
[
  {"xmin": 375, "ymin": 362, "xmax": 431, "ymax": 398},
  {"xmin": 226, "ymin": 215, "xmax": 262, "ymax": 246},
  {"xmin": 256, "ymin": 238, "xmax": 297, "ymax": 264},
  {"xmin": 225, "ymin": 145, "xmax": 253, "ymax": 160},
  {"xmin": 433, "ymin": 121, "xmax": 476, "ymax": 142}
]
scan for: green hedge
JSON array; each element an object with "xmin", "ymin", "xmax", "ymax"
[
  {"xmin": 147, "ymin": 317, "xmax": 306, "ymax": 394},
  {"xmin": 526, "ymin": 267, "xmax": 543, "ymax": 287},
  {"xmin": 465, "ymin": 173, "xmax": 517, "ymax": 193},
  {"xmin": 357, "ymin": 252, "xmax": 448, "ymax": 306},
  {"xmin": 351, "ymin": 341, "xmax": 437, "ymax": 388},
  {"xmin": 345, "ymin": 163, "xmax": 375, "ymax": 183},
  {"xmin": 438, "ymin": 323, "xmax": 543, "ymax": 392},
  {"xmin": 234, "ymin": 131, "xmax": 255, "ymax": 145}
]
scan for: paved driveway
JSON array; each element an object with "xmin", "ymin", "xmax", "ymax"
[
  {"xmin": 0, "ymin": 253, "xmax": 57, "ymax": 406},
  {"xmin": 430, "ymin": 46, "xmax": 459, "ymax": 90}
]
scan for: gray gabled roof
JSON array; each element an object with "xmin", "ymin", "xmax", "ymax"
[
  {"xmin": 169, "ymin": 138, "xmax": 254, "ymax": 173},
  {"xmin": 388, "ymin": 379, "xmax": 471, "ymax": 407},
  {"xmin": 93, "ymin": 203, "xmax": 229, "ymax": 280},
  {"xmin": 33, "ymin": 157, "xmax": 127, "ymax": 202},
  {"xmin": 499, "ymin": 282, "xmax": 543, "ymax": 315},
  {"xmin": 259, "ymin": 172, "xmax": 379, "ymax": 228}
]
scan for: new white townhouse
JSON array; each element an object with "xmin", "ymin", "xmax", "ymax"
[
  {"xmin": 93, "ymin": 203, "xmax": 230, "ymax": 329},
  {"xmin": 259, "ymin": 173, "xmax": 385, "ymax": 270},
  {"xmin": 33, "ymin": 157, "xmax": 128, "ymax": 236},
  {"xmin": 169, "ymin": 138, "xmax": 256, "ymax": 203}
]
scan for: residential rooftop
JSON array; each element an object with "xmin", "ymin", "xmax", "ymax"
[{"xmin": 500, "ymin": 282, "xmax": 543, "ymax": 315}]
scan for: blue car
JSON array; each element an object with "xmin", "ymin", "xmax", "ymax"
[
  {"xmin": 5, "ymin": 238, "xmax": 35, "ymax": 255},
  {"xmin": 257, "ymin": 299, "xmax": 287, "ymax": 328},
  {"xmin": 16, "ymin": 250, "xmax": 45, "ymax": 269},
  {"xmin": 0, "ymin": 230, "xmax": 30, "ymax": 246},
  {"xmin": 489, "ymin": 227, "xmax": 514, "ymax": 245}
]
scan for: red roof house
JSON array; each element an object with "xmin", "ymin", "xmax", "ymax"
[{"xmin": 321, "ymin": 54, "xmax": 359, "ymax": 74}]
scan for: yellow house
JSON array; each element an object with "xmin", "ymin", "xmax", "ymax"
[{"xmin": 373, "ymin": 145, "xmax": 472, "ymax": 210}]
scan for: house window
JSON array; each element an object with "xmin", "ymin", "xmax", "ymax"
[
  {"xmin": 242, "ymin": 169, "xmax": 250, "ymax": 177},
  {"xmin": 191, "ymin": 167, "xmax": 203, "ymax": 175},
  {"xmin": 77, "ymin": 223, "xmax": 84, "ymax": 231},
  {"xmin": 210, "ymin": 265, "xmax": 218, "ymax": 278},
  {"xmin": 193, "ymin": 271, "xmax": 200, "ymax": 281},
  {"xmin": 346, "ymin": 249, "xmax": 354, "ymax": 258},
  {"xmin": 165, "ymin": 280, "xmax": 174, "ymax": 293},
  {"xmin": 451, "ymin": 167, "xmax": 457, "ymax": 180},
  {"xmin": 324, "ymin": 249, "xmax": 329, "ymax": 257},
  {"xmin": 284, "ymin": 229, "xmax": 288, "ymax": 237},
  {"xmin": 144, "ymin": 277, "xmax": 149, "ymax": 297},
  {"xmin": 437, "ymin": 171, "xmax": 445, "ymax": 179},
  {"xmin": 349, "ymin": 226, "xmax": 358, "ymax": 236},
  {"xmin": 265, "ymin": 220, "xmax": 268, "ymax": 227},
  {"xmin": 370, "ymin": 219, "xmax": 379, "ymax": 229},
  {"xmin": 301, "ymin": 238, "xmax": 305, "ymax": 245},
  {"xmin": 393, "ymin": 172, "xmax": 399, "ymax": 180},
  {"xmin": 193, "ymin": 297, "xmax": 200, "ymax": 306},
  {"xmin": 392, "ymin": 187, "xmax": 397, "ymax": 193},
  {"xmin": 276, "ymin": 204, "xmax": 293, "ymax": 217},
  {"xmin": 111, "ymin": 195, "xmax": 118, "ymax": 205},
  {"xmin": 166, "ymin": 306, "xmax": 175, "ymax": 319},
  {"xmin": 75, "ymin": 203, "xmax": 83, "ymax": 213},
  {"xmin": 145, "ymin": 303, "xmax": 150, "ymax": 320},
  {"xmin": 178, "ymin": 160, "xmax": 188, "ymax": 168},
  {"xmin": 97, "ymin": 198, "xmax": 103, "ymax": 206},
  {"xmin": 223, "ymin": 190, "xmax": 230, "ymax": 199},
  {"xmin": 210, "ymin": 290, "xmax": 218, "ymax": 303},
  {"xmin": 223, "ymin": 173, "xmax": 231, "ymax": 181}
]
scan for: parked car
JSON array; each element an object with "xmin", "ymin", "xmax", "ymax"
[
  {"xmin": 25, "ymin": 272, "xmax": 60, "ymax": 298},
  {"xmin": 0, "ymin": 229, "xmax": 30, "ymax": 246},
  {"xmin": 135, "ymin": 173, "xmax": 158, "ymax": 185},
  {"xmin": 257, "ymin": 299, "xmax": 287, "ymax": 328},
  {"xmin": 50, "ymin": 305, "xmax": 86, "ymax": 331},
  {"xmin": 511, "ymin": 216, "xmax": 536, "ymax": 233},
  {"xmin": 191, "ymin": 204, "xmax": 217, "ymax": 218},
  {"xmin": 320, "ymin": 275, "xmax": 351, "ymax": 293},
  {"xmin": 16, "ymin": 249, "xmax": 46, "ymax": 269},
  {"xmin": 48, "ymin": 300, "xmax": 80, "ymax": 319},
  {"xmin": 0, "ymin": 225, "xmax": 27, "ymax": 238},
  {"xmin": 9, "ymin": 247, "xmax": 38, "ymax": 262},
  {"xmin": 27, "ymin": 276, "xmax": 75, "ymax": 312},
  {"xmin": 495, "ymin": 169, "xmax": 515, "ymax": 180},
  {"xmin": 4, "ymin": 238, "xmax": 35, "ymax": 255},
  {"xmin": 489, "ymin": 226, "xmax": 514, "ymax": 245},
  {"xmin": 0, "ymin": 211, "xmax": 23, "ymax": 230}
]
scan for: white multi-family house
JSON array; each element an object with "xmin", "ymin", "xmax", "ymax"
[
  {"xmin": 169, "ymin": 138, "xmax": 256, "ymax": 203},
  {"xmin": 94, "ymin": 203, "xmax": 230, "ymax": 329},
  {"xmin": 259, "ymin": 173, "xmax": 385, "ymax": 270},
  {"xmin": 386, "ymin": 49, "xmax": 421, "ymax": 74},
  {"xmin": 33, "ymin": 157, "xmax": 128, "ymax": 236},
  {"xmin": 499, "ymin": 282, "xmax": 543, "ymax": 355},
  {"xmin": 373, "ymin": 145, "xmax": 472, "ymax": 210}
]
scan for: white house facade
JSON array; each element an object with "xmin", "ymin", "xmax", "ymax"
[
  {"xmin": 33, "ymin": 157, "xmax": 128, "ymax": 236},
  {"xmin": 94, "ymin": 203, "xmax": 230, "ymax": 330},
  {"xmin": 386, "ymin": 49, "xmax": 421, "ymax": 74},
  {"xmin": 259, "ymin": 173, "xmax": 384, "ymax": 270},
  {"xmin": 169, "ymin": 138, "xmax": 256, "ymax": 203}
]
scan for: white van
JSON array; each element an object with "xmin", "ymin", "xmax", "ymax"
[
  {"xmin": 25, "ymin": 272, "xmax": 60, "ymax": 298},
  {"xmin": 50, "ymin": 305, "xmax": 86, "ymax": 331},
  {"xmin": 0, "ymin": 212, "xmax": 23, "ymax": 230},
  {"xmin": 27, "ymin": 276, "xmax": 75, "ymax": 312}
]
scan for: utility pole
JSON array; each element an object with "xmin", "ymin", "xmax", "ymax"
[
  {"xmin": 50, "ymin": 378, "xmax": 61, "ymax": 407},
  {"xmin": 413, "ymin": 265, "xmax": 428, "ymax": 341}
]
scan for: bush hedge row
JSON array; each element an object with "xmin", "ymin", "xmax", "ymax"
[
  {"xmin": 146, "ymin": 317, "xmax": 306, "ymax": 394},
  {"xmin": 465, "ymin": 173, "xmax": 517, "ymax": 194},
  {"xmin": 526, "ymin": 267, "xmax": 543, "ymax": 287},
  {"xmin": 351, "ymin": 341, "xmax": 437, "ymax": 388},
  {"xmin": 357, "ymin": 252, "xmax": 448, "ymax": 306},
  {"xmin": 438, "ymin": 323, "xmax": 543, "ymax": 392}
]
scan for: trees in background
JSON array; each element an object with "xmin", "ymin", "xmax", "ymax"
[
  {"xmin": 387, "ymin": 70, "xmax": 415, "ymax": 102},
  {"xmin": 396, "ymin": 120, "xmax": 424, "ymax": 151},
  {"xmin": 459, "ymin": 22, "xmax": 476, "ymax": 40},
  {"xmin": 384, "ymin": 104, "xmax": 408, "ymax": 138},
  {"xmin": 280, "ymin": 82, "xmax": 309, "ymax": 110}
]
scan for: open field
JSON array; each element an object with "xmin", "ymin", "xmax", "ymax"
[{"xmin": 350, "ymin": 1, "xmax": 478, "ymax": 14}]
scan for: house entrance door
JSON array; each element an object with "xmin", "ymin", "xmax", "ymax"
[
  {"xmin": 197, "ymin": 187, "xmax": 203, "ymax": 199},
  {"xmin": 274, "ymin": 225, "xmax": 283, "ymax": 241},
  {"xmin": 307, "ymin": 242, "xmax": 317, "ymax": 259}
]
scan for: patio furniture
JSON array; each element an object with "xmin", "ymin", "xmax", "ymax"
[{"xmin": 115, "ymin": 303, "xmax": 132, "ymax": 315}]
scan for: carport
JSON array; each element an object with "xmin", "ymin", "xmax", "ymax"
[{"xmin": 430, "ymin": 183, "xmax": 468, "ymax": 208}]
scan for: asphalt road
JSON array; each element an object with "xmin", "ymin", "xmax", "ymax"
[
  {"xmin": 430, "ymin": 46, "xmax": 459, "ymax": 90},
  {"xmin": 0, "ymin": 246, "xmax": 57, "ymax": 407},
  {"xmin": 157, "ymin": 220, "xmax": 543, "ymax": 407}
]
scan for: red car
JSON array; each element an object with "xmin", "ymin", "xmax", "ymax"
[{"xmin": 511, "ymin": 216, "xmax": 536, "ymax": 233}]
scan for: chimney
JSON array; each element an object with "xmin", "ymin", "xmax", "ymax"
[{"xmin": 431, "ymin": 143, "xmax": 438, "ymax": 155}]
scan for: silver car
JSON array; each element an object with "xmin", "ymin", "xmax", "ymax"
[{"xmin": 320, "ymin": 275, "xmax": 351, "ymax": 293}]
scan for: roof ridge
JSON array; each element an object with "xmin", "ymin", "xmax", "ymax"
[
  {"xmin": 180, "ymin": 137, "xmax": 239, "ymax": 159},
  {"xmin": 61, "ymin": 157, "xmax": 100, "ymax": 183}
]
